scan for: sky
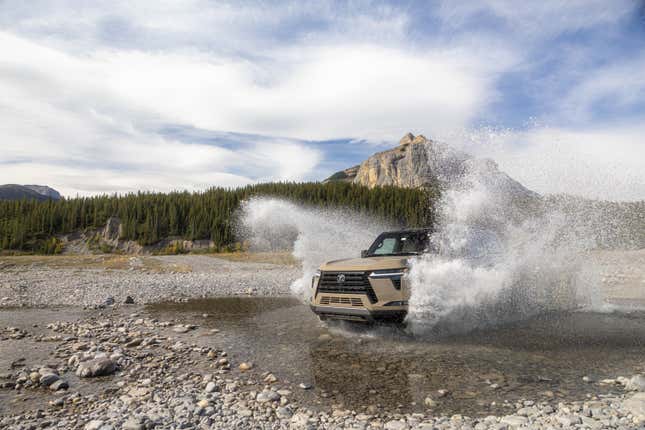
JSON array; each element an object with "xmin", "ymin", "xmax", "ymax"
[{"xmin": 0, "ymin": 0, "xmax": 644, "ymax": 200}]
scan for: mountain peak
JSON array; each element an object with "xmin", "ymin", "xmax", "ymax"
[
  {"xmin": 399, "ymin": 133, "xmax": 430, "ymax": 146},
  {"xmin": 399, "ymin": 132, "xmax": 415, "ymax": 145},
  {"xmin": 0, "ymin": 184, "xmax": 62, "ymax": 201},
  {"xmin": 325, "ymin": 132, "xmax": 538, "ymax": 206}
]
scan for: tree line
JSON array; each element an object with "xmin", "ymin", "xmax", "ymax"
[{"xmin": 0, "ymin": 182, "xmax": 437, "ymax": 254}]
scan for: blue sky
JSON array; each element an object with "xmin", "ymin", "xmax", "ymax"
[{"xmin": 0, "ymin": 1, "xmax": 644, "ymax": 199}]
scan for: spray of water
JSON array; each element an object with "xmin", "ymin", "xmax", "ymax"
[
  {"xmin": 238, "ymin": 198, "xmax": 392, "ymax": 299},
  {"xmin": 239, "ymin": 140, "xmax": 636, "ymax": 334}
]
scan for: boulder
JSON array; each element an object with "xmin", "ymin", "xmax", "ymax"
[
  {"xmin": 49, "ymin": 379, "xmax": 69, "ymax": 391},
  {"xmin": 39, "ymin": 373, "xmax": 60, "ymax": 387},
  {"xmin": 76, "ymin": 358, "xmax": 117, "ymax": 378},
  {"xmin": 238, "ymin": 362, "xmax": 253, "ymax": 372},
  {"xmin": 256, "ymin": 390, "xmax": 281, "ymax": 403}
]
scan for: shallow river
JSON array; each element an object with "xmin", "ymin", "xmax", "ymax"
[{"xmin": 148, "ymin": 297, "xmax": 645, "ymax": 416}]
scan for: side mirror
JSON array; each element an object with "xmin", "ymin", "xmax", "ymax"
[{"xmin": 361, "ymin": 250, "xmax": 368, "ymax": 258}]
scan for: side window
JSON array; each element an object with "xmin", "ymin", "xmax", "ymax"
[
  {"xmin": 373, "ymin": 237, "xmax": 397, "ymax": 255},
  {"xmin": 400, "ymin": 236, "xmax": 417, "ymax": 253}
]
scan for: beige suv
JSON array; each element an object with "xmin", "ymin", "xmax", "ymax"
[{"xmin": 309, "ymin": 229, "xmax": 431, "ymax": 323}]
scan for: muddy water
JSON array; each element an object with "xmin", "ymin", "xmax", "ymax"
[{"xmin": 148, "ymin": 297, "xmax": 645, "ymax": 416}]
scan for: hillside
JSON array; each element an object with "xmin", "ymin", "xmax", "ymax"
[
  {"xmin": 0, "ymin": 184, "xmax": 61, "ymax": 201},
  {"xmin": 2, "ymin": 133, "xmax": 642, "ymax": 254},
  {"xmin": 0, "ymin": 182, "xmax": 434, "ymax": 254}
]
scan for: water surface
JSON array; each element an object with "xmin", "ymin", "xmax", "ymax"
[{"xmin": 148, "ymin": 297, "xmax": 645, "ymax": 416}]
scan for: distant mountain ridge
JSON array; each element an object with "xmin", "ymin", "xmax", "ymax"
[{"xmin": 0, "ymin": 184, "xmax": 62, "ymax": 201}]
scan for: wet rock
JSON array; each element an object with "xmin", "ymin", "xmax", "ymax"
[
  {"xmin": 124, "ymin": 296, "xmax": 135, "ymax": 304},
  {"xmin": 39, "ymin": 373, "xmax": 60, "ymax": 387},
  {"xmin": 76, "ymin": 358, "xmax": 117, "ymax": 378},
  {"xmin": 238, "ymin": 362, "xmax": 253, "ymax": 372},
  {"xmin": 104, "ymin": 296, "xmax": 115, "ymax": 306},
  {"xmin": 205, "ymin": 382, "xmax": 217, "ymax": 393},
  {"xmin": 49, "ymin": 398, "xmax": 64, "ymax": 407},
  {"xmin": 49, "ymin": 379, "xmax": 69, "ymax": 391},
  {"xmin": 276, "ymin": 406, "xmax": 293, "ymax": 419},
  {"xmin": 256, "ymin": 390, "xmax": 280, "ymax": 403}
]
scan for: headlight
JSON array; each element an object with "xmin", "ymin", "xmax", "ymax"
[
  {"xmin": 368, "ymin": 269, "xmax": 406, "ymax": 278},
  {"xmin": 384, "ymin": 301, "xmax": 408, "ymax": 306},
  {"xmin": 311, "ymin": 270, "xmax": 321, "ymax": 288}
]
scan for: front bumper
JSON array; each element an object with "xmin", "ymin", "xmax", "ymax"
[{"xmin": 309, "ymin": 304, "xmax": 407, "ymax": 323}]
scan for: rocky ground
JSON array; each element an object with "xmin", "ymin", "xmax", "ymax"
[
  {"xmin": 0, "ymin": 255, "xmax": 300, "ymax": 307},
  {"xmin": 2, "ymin": 306, "xmax": 645, "ymax": 430},
  {"xmin": 1, "ymin": 252, "xmax": 645, "ymax": 429}
]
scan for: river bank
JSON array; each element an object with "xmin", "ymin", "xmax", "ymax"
[{"xmin": 1, "ymin": 252, "xmax": 645, "ymax": 429}]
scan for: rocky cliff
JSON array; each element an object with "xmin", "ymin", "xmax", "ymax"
[{"xmin": 327, "ymin": 133, "xmax": 537, "ymax": 201}]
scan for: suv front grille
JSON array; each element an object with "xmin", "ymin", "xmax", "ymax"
[
  {"xmin": 320, "ymin": 296, "xmax": 363, "ymax": 307},
  {"xmin": 318, "ymin": 271, "xmax": 378, "ymax": 303}
]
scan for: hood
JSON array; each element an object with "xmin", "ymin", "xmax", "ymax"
[{"xmin": 319, "ymin": 256, "xmax": 409, "ymax": 272}]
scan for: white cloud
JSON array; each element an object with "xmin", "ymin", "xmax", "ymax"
[
  {"xmin": 83, "ymin": 43, "xmax": 499, "ymax": 141},
  {"xmin": 0, "ymin": 21, "xmax": 505, "ymax": 196},
  {"xmin": 0, "ymin": 32, "xmax": 325, "ymax": 196},
  {"xmin": 445, "ymin": 125, "xmax": 645, "ymax": 201},
  {"xmin": 436, "ymin": 0, "xmax": 636, "ymax": 40},
  {"xmin": 0, "ymin": 1, "xmax": 642, "ymax": 201},
  {"xmin": 557, "ymin": 56, "xmax": 645, "ymax": 123}
]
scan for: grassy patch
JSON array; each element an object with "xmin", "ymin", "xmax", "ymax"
[
  {"xmin": 208, "ymin": 251, "xmax": 298, "ymax": 266},
  {"xmin": 0, "ymin": 254, "xmax": 192, "ymax": 273}
]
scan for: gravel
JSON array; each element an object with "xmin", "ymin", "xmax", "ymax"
[
  {"xmin": 0, "ymin": 255, "xmax": 299, "ymax": 307},
  {"xmin": 0, "ymin": 311, "xmax": 644, "ymax": 429}
]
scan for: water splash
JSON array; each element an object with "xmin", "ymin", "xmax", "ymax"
[
  {"xmin": 238, "ymin": 198, "xmax": 392, "ymax": 299},
  {"xmin": 406, "ymin": 142, "xmax": 602, "ymax": 334},
  {"xmin": 238, "ymin": 141, "xmax": 639, "ymax": 334}
]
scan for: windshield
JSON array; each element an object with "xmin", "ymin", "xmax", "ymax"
[{"xmin": 366, "ymin": 231, "xmax": 432, "ymax": 257}]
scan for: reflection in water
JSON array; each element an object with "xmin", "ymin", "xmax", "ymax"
[{"xmin": 148, "ymin": 297, "xmax": 645, "ymax": 416}]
